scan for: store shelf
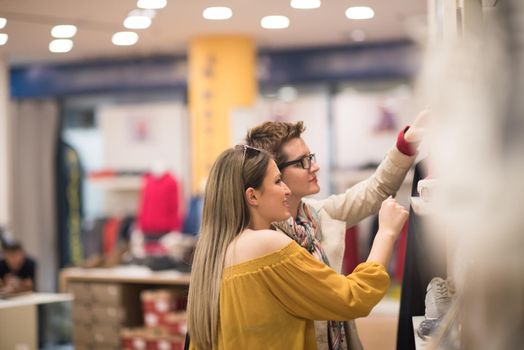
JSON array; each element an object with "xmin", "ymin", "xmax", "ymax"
[
  {"xmin": 60, "ymin": 266, "xmax": 190, "ymax": 291},
  {"xmin": 89, "ymin": 176, "xmax": 143, "ymax": 191},
  {"xmin": 0, "ymin": 293, "xmax": 73, "ymax": 309},
  {"xmin": 412, "ymin": 316, "xmax": 430, "ymax": 350},
  {"xmin": 410, "ymin": 196, "xmax": 433, "ymax": 216}
]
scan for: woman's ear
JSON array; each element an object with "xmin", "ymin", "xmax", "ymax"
[{"xmin": 245, "ymin": 187, "xmax": 259, "ymax": 206}]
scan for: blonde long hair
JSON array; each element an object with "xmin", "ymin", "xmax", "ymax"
[{"xmin": 187, "ymin": 146, "xmax": 270, "ymax": 349}]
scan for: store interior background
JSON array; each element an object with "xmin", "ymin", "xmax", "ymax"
[
  {"xmin": 2, "ymin": 0, "xmax": 522, "ymax": 349},
  {"xmin": 0, "ymin": 0, "xmax": 425, "ymax": 291}
]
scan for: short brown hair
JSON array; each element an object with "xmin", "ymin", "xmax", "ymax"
[{"xmin": 245, "ymin": 121, "xmax": 305, "ymax": 166}]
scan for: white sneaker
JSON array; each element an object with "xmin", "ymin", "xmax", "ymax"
[{"xmin": 425, "ymin": 277, "xmax": 451, "ymax": 319}]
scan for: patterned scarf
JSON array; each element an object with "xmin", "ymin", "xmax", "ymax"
[{"xmin": 273, "ymin": 201, "xmax": 346, "ymax": 350}]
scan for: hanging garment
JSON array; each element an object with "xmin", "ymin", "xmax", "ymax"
[
  {"xmin": 102, "ymin": 217, "xmax": 121, "ymax": 254},
  {"xmin": 395, "ymin": 222, "xmax": 408, "ymax": 281},
  {"xmin": 56, "ymin": 140, "xmax": 84, "ymax": 267},
  {"xmin": 342, "ymin": 226, "xmax": 360, "ymax": 275},
  {"xmin": 81, "ymin": 218, "xmax": 106, "ymax": 260},
  {"xmin": 138, "ymin": 172, "xmax": 183, "ymax": 234},
  {"xmin": 396, "ymin": 161, "xmax": 447, "ymax": 350},
  {"xmin": 182, "ymin": 195, "xmax": 203, "ymax": 235}
]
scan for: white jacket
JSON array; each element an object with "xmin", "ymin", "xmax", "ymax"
[
  {"xmin": 281, "ymin": 146, "xmax": 416, "ymax": 349},
  {"xmin": 306, "ymin": 146, "xmax": 416, "ymax": 274}
]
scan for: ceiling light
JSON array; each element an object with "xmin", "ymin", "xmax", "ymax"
[
  {"xmin": 0, "ymin": 18, "xmax": 6, "ymax": 30},
  {"xmin": 137, "ymin": 0, "xmax": 167, "ymax": 10},
  {"xmin": 351, "ymin": 29, "xmax": 366, "ymax": 42},
  {"xmin": 261, "ymin": 16, "xmax": 290, "ymax": 29},
  {"xmin": 129, "ymin": 9, "xmax": 157, "ymax": 18},
  {"xmin": 290, "ymin": 0, "xmax": 321, "ymax": 9},
  {"xmin": 124, "ymin": 15, "xmax": 152, "ymax": 29},
  {"xmin": 203, "ymin": 7, "xmax": 233, "ymax": 20},
  {"xmin": 0, "ymin": 33, "xmax": 8, "ymax": 45},
  {"xmin": 112, "ymin": 31, "xmax": 139, "ymax": 46},
  {"xmin": 51, "ymin": 25, "xmax": 77, "ymax": 38},
  {"xmin": 345, "ymin": 6, "xmax": 375, "ymax": 20},
  {"xmin": 49, "ymin": 39, "xmax": 73, "ymax": 53}
]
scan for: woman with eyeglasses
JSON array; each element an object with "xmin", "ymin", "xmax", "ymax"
[
  {"xmin": 186, "ymin": 145, "xmax": 409, "ymax": 350},
  {"xmin": 244, "ymin": 112, "xmax": 427, "ymax": 349}
]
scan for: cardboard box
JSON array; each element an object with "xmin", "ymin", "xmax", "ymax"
[
  {"xmin": 92, "ymin": 305, "xmax": 125, "ymax": 324},
  {"xmin": 72, "ymin": 303, "xmax": 93, "ymax": 323},
  {"xmin": 90, "ymin": 283, "xmax": 123, "ymax": 305},
  {"xmin": 73, "ymin": 323, "xmax": 93, "ymax": 344},
  {"xmin": 68, "ymin": 282, "xmax": 92, "ymax": 303},
  {"xmin": 92, "ymin": 324, "xmax": 121, "ymax": 346}
]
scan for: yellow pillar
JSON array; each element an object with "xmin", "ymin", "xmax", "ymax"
[{"xmin": 188, "ymin": 36, "xmax": 256, "ymax": 193}]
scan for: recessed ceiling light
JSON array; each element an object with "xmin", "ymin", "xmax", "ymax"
[
  {"xmin": 51, "ymin": 25, "xmax": 77, "ymax": 38},
  {"xmin": 261, "ymin": 16, "xmax": 290, "ymax": 29},
  {"xmin": 351, "ymin": 29, "xmax": 366, "ymax": 42},
  {"xmin": 49, "ymin": 39, "xmax": 73, "ymax": 53},
  {"xmin": 203, "ymin": 7, "xmax": 233, "ymax": 20},
  {"xmin": 124, "ymin": 15, "xmax": 152, "ymax": 29},
  {"xmin": 137, "ymin": 0, "xmax": 167, "ymax": 10},
  {"xmin": 112, "ymin": 31, "xmax": 139, "ymax": 46},
  {"xmin": 129, "ymin": 9, "xmax": 157, "ymax": 18},
  {"xmin": 0, "ymin": 18, "xmax": 6, "ymax": 30},
  {"xmin": 345, "ymin": 6, "xmax": 375, "ymax": 20},
  {"xmin": 0, "ymin": 33, "xmax": 8, "ymax": 45},
  {"xmin": 290, "ymin": 0, "xmax": 321, "ymax": 9}
]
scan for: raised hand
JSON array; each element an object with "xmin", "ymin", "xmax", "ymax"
[{"xmin": 378, "ymin": 197, "xmax": 409, "ymax": 239}]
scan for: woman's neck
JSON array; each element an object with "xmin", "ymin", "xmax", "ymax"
[{"xmin": 247, "ymin": 215, "xmax": 271, "ymax": 231}]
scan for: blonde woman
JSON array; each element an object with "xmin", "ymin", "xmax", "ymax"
[{"xmin": 187, "ymin": 145, "xmax": 408, "ymax": 349}]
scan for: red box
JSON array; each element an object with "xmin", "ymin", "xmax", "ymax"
[
  {"xmin": 164, "ymin": 312, "xmax": 187, "ymax": 335},
  {"xmin": 141, "ymin": 290, "xmax": 176, "ymax": 327}
]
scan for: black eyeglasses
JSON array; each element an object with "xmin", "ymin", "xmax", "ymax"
[{"xmin": 278, "ymin": 153, "xmax": 316, "ymax": 170}]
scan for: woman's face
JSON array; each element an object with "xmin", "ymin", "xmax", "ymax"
[
  {"xmin": 280, "ymin": 138, "xmax": 320, "ymax": 200},
  {"xmin": 254, "ymin": 160, "xmax": 292, "ymax": 222}
]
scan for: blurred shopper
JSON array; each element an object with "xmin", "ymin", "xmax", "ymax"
[
  {"xmin": 186, "ymin": 145, "xmax": 409, "ymax": 350},
  {"xmin": 0, "ymin": 241, "xmax": 36, "ymax": 294},
  {"xmin": 419, "ymin": 0, "xmax": 524, "ymax": 348},
  {"xmin": 244, "ymin": 112, "xmax": 426, "ymax": 349}
]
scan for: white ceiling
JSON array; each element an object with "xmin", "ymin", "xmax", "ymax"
[{"xmin": 0, "ymin": 0, "xmax": 426, "ymax": 65}]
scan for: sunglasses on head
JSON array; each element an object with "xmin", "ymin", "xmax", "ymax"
[
  {"xmin": 278, "ymin": 153, "xmax": 316, "ymax": 170},
  {"xmin": 236, "ymin": 144, "xmax": 263, "ymax": 164}
]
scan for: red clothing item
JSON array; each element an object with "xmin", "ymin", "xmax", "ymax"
[
  {"xmin": 342, "ymin": 226, "xmax": 360, "ymax": 274},
  {"xmin": 396, "ymin": 126, "xmax": 417, "ymax": 156},
  {"xmin": 395, "ymin": 221, "xmax": 409, "ymax": 281},
  {"xmin": 103, "ymin": 218, "xmax": 121, "ymax": 254},
  {"xmin": 138, "ymin": 173, "xmax": 183, "ymax": 233}
]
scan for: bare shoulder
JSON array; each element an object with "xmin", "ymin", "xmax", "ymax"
[
  {"xmin": 224, "ymin": 229, "xmax": 293, "ymax": 267},
  {"xmin": 253, "ymin": 229, "xmax": 293, "ymax": 251}
]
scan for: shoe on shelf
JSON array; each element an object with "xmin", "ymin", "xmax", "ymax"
[
  {"xmin": 416, "ymin": 318, "xmax": 441, "ymax": 340},
  {"xmin": 425, "ymin": 277, "xmax": 452, "ymax": 319}
]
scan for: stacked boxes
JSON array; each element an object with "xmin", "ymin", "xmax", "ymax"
[
  {"xmin": 121, "ymin": 328, "xmax": 185, "ymax": 350},
  {"xmin": 68, "ymin": 281, "xmax": 142, "ymax": 350},
  {"xmin": 121, "ymin": 289, "xmax": 187, "ymax": 350}
]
